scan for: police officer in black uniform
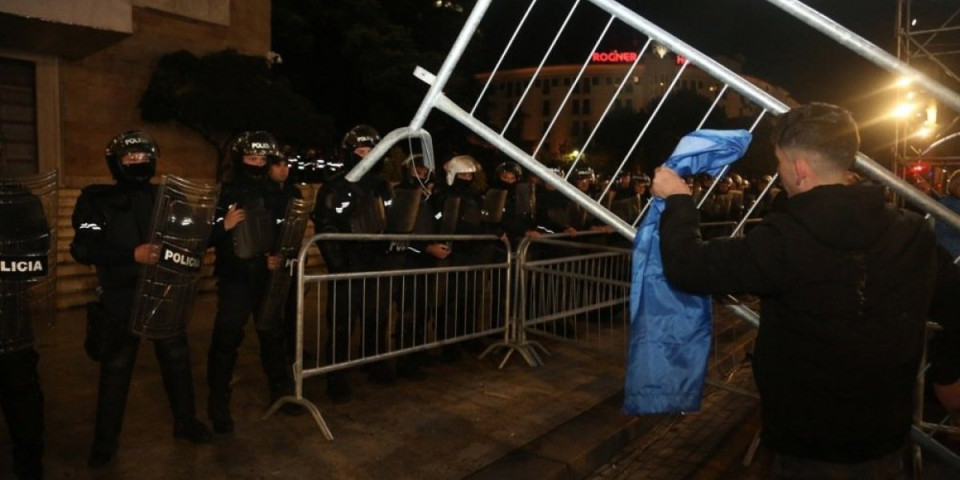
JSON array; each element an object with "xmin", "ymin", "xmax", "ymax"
[
  {"xmin": 71, "ymin": 131, "xmax": 212, "ymax": 468},
  {"xmin": 206, "ymin": 131, "xmax": 294, "ymax": 433},
  {"xmin": 0, "ymin": 137, "xmax": 49, "ymax": 479},
  {"xmin": 311, "ymin": 125, "xmax": 396, "ymax": 402},
  {"xmin": 429, "ymin": 156, "xmax": 486, "ymax": 358},
  {"xmin": 266, "ymin": 150, "xmax": 303, "ymax": 365}
]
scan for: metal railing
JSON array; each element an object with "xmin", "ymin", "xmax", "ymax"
[{"xmin": 266, "ymin": 233, "xmax": 511, "ymax": 439}]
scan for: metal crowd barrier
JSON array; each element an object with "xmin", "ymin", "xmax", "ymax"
[
  {"xmin": 498, "ymin": 232, "xmax": 631, "ymax": 368},
  {"xmin": 267, "ymin": 233, "xmax": 511, "ymax": 439}
]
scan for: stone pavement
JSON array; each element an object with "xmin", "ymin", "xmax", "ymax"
[
  {"xmin": 1, "ymin": 294, "xmax": 629, "ymax": 479},
  {"xmin": 4, "ymin": 294, "xmax": 956, "ymax": 479}
]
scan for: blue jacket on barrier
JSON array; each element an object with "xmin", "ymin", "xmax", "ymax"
[{"xmin": 624, "ymin": 129, "xmax": 752, "ymax": 415}]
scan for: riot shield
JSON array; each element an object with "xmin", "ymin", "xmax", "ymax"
[
  {"xmin": 131, "ymin": 175, "xmax": 219, "ymax": 339},
  {"xmin": 480, "ymin": 188, "xmax": 507, "ymax": 224},
  {"xmin": 385, "ymin": 188, "xmax": 422, "ymax": 233},
  {"xmin": 0, "ymin": 171, "xmax": 57, "ymax": 354},
  {"xmin": 255, "ymin": 197, "xmax": 314, "ymax": 332},
  {"xmin": 610, "ymin": 196, "xmax": 641, "ymax": 223},
  {"xmin": 438, "ymin": 197, "xmax": 461, "ymax": 234}
]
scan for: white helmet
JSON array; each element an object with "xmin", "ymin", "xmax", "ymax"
[{"xmin": 444, "ymin": 155, "xmax": 479, "ymax": 185}]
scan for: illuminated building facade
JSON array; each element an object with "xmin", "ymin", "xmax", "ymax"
[{"xmin": 475, "ymin": 46, "xmax": 795, "ymax": 158}]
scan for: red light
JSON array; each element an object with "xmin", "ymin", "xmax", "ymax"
[{"xmin": 910, "ymin": 164, "xmax": 927, "ymax": 173}]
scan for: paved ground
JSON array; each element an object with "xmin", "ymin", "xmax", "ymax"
[
  {"xmin": 3, "ymin": 294, "xmax": 958, "ymax": 479},
  {"xmin": 2, "ymin": 294, "xmax": 627, "ymax": 479}
]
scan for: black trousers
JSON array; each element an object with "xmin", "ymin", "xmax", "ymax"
[
  {"xmin": 91, "ymin": 333, "xmax": 197, "ymax": 455},
  {"xmin": 0, "ymin": 348, "xmax": 43, "ymax": 479},
  {"xmin": 208, "ymin": 279, "xmax": 292, "ymax": 407}
]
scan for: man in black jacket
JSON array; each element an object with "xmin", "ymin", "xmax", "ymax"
[{"xmin": 651, "ymin": 103, "xmax": 960, "ymax": 479}]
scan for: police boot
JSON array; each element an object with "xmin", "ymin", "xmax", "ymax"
[
  {"xmin": 89, "ymin": 336, "xmax": 139, "ymax": 468},
  {"xmin": 206, "ymin": 346, "xmax": 237, "ymax": 434},
  {"xmin": 155, "ymin": 337, "xmax": 213, "ymax": 444},
  {"xmin": 259, "ymin": 329, "xmax": 301, "ymax": 416}
]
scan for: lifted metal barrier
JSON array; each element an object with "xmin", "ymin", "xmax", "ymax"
[
  {"xmin": 339, "ymin": 0, "xmax": 960, "ymax": 467},
  {"xmin": 269, "ymin": 233, "xmax": 510, "ymax": 439}
]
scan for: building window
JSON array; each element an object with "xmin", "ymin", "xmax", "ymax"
[
  {"xmin": 0, "ymin": 57, "xmax": 38, "ymax": 176},
  {"xmin": 582, "ymin": 120, "xmax": 591, "ymax": 133},
  {"xmin": 542, "ymin": 81, "xmax": 550, "ymax": 95},
  {"xmin": 542, "ymin": 100, "xmax": 550, "ymax": 115},
  {"xmin": 543, "ymin": 121, "xmax": 550, "ymax": 135},
  {"xmin": 572, "ymin": 121, "xmax": 581, "ymax": 136},
  {"xmin": 591, "ymin": 77, "xmax": 599, "ymax": 86},
  {"xmin": 583, "ymin": 99, "xmax": 591, "ymax": 115},
  {"xmin": 564, "ymin": 77, "xmax": 571, "ymax": 86},
  {"xmin": 573, "ymin": 82, "xmax": 580, "ymax": 94},
  {"xmin": 583, "ymin": 81, "xmax": 591, "ymax": 94},
  {"xmin": 551, "ymin": 78, "xmax": 559, "ymax": 87},
  {"xmin": 534, "ymin": 79, "xmax": 541, "ymax": 88},
  {"xmin": 606, "ymin": 77, "xmax": 612, "ymax": 85},
  {"xmin": 507, "ymin": 82, "xmax": 514, "ymax": 97},
  {"xmin": 572, "ymin": 99, "xmax": 580, "ymax": 115}
]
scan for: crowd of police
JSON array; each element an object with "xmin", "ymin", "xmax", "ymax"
[{"xmin": 0, "ymin": 124, "xmax": 659, "ymax": 478}]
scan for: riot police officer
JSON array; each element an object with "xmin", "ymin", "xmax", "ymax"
[
  {"xmin": 312, "ymin": 125, "xmax": 397, "ymax": 401},
  {"xmin": 71, "ymin": 131, "xmax": 212, "ymax": 468},
  {"xmin": 266, "ymin": 151, "xmax": 303, "ymax": 365},
  {"xmin": 0, "ymin": 137, "xmax": 50, "ymax": 479},
  {"xmin": 429, "ymin": 156, "xmax": 488, "ymax": 359},
  {"xmin": 206, "ymin": 131, "xmax": 294, "ymax": 433}
]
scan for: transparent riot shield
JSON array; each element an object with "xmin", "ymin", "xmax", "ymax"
[
  {"xmin": 131, "ymin": 175, "xmax": 219, "ymax": 339},
  {"xmin": 256, "ymin": 197, "xmax": 314, "ymax": 332},
  {"xmin": 0, "ymin": 171, "xmax": 57, "ymax": 353}
]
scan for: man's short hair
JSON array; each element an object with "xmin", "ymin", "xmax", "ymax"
[{"xmin": 771, "ymin": 103, "xmax": 860, "ymax": 170}]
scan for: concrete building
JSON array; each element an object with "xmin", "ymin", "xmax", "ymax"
[
  {"xmin": 475, "ymin": 45, "xmax": 795, "ymax": 160},
  {"xmin": 0, "ymin": 0, "xmax": 271, "ymax": 186}
]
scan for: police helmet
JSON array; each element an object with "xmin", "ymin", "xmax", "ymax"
[
  {"xmin": 229, "ymin": 131, "xmax": 280, "ymax": 179},
  {"xmin": 495, "ymin": 161, "xmax": 523, "ymax": 179},
  {"xmin": 574, "ymin": 166, "xmax": 596, "ymax": 184},
  {"xmin": 404, "ymin": 153, "xmax": 434, "ymax": 181},
  {"xmin": 444, "ymin": 155, "xmax": 479, "ymax": 186},
  {"xmin": 342, "ymin": 125, "xmax": 381, "ymax": 154},
  {"xmin": 634, "ymin": 172, "xmax": 651, "ymax": 186},
  {"xmin": 105, "ymin": 130, "xmax": 159, "ymax": 183}
]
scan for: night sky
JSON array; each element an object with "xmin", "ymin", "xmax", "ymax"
[{"xmin": 473, "ymin": 0, "xmax": 959, "ymax": 156}]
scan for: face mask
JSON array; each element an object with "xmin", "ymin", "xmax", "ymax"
[
  {"xmin": 241, "ymin": 163, "xmax": 269, "ymax": 179},
  {"xmin": 122, "ymin": 162, "xmax": 155, "ymax": 183},
  {"xmin": 451, "ymin": 177, "xmax": 473, "ymax": 192}
]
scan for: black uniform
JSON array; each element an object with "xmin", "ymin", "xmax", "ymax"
[
  {"xmin": 207, "ymin": 174, "xmax": 293, "ymax": 431},
  {"xmin": 72, "ymin": 181, "xmax": 209, "ymax": 465},
  {"xmin": 0, "ymin": 182, "xmax": 49, "ymax": 480},
  {"xmin": 429, "ymin": 179, "xmax": 487, "ymax": 340},
  {"xmin": 266, "ymin": 179, "xmax": 304, "ymax": 364},
  {"xmin": 312, "ymin": 171, "xmax": 395, "ymax": 376}
]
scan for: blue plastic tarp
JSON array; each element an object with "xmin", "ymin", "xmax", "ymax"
[{"xmin": 623, "ymin": 129, "xmax": 753, "ymax": 415}]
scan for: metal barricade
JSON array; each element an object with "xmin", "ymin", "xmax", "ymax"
[
  {"xmin": 500, "ymin": 232, "xmax": 631, "ymax": 368},
  {"xmin": 269, "ymin": 233, "xmax": 511, "ymax": 439}
]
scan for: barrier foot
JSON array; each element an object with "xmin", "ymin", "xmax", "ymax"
[
  {"xmin": 480, "ymin": 341, "xmax": 548, "ymax": 368},
  {"xmin": 263, "ymin": 395, "xmax": 334, "ymax": 441}
]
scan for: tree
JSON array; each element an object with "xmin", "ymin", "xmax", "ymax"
[{"xmin": 139, "ymin": 49, "xmax": 332, "ymax": 175}]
